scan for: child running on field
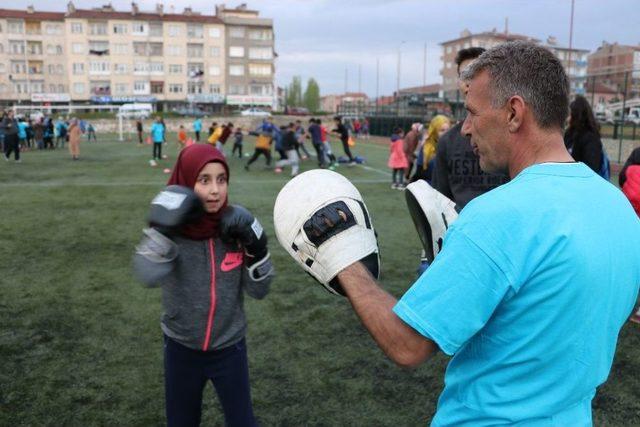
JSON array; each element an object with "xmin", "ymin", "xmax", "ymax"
[
  {"xmin": 388, "ymin": 127, "xmax": 408, "ymax": 190},
  {"xmin": 232, "ymin": 127, "xmax": 244, "ymax": 159},
  {"xmin": 177, "ymin": 125, "xmax": 187, "ymax": 152}
]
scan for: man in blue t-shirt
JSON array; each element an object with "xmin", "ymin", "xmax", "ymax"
[
  {"xmin": 330, "ymin": 42, "xmax": 640, "ymax": 425},
  {"xmin": 193, "ymin": 118, "xmax": 202, "ymax": 142},
  {"xmin": 150, "ymin": 117, "xmax": 165, "ymax": 166}
]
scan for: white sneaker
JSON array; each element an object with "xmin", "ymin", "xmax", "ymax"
[{"xmin": 149, "ymin": 159, "xmax": 158, "ymax": 167}]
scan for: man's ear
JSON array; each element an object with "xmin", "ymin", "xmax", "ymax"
[{"xmin": 506, "ymin": 96, "xmax": 525, "ymax": 133}]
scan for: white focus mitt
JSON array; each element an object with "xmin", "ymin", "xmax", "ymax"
[
  {"xmin": 404, "ymin": 180, "xmax": 458, "ymax": 264},
  {"xmin": 273, "ymin": 170, "xmax": 380, "ymax": 296}
]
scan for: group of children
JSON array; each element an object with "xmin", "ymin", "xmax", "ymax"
[{"xmin": 386, "ymin": 115, "xmax": 451, "ymax": 190}]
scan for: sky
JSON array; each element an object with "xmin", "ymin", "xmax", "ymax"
[{"xmin": 10, "ymin": 0, "xmax": 640, "ymax": 97}]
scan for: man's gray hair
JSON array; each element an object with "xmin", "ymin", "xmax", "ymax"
[{"xmin": 461, "ymin": 41, "xmax": 569, "ymax": 129}]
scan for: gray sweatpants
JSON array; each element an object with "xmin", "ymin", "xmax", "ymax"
[{"xmin": 276, "ymin": 149, "xmax": 299, "ymax": 176}]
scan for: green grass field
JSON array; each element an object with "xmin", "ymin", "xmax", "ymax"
[{"xmin": 1, "ymin": 134, "xmax": 639, "ymax": 426}]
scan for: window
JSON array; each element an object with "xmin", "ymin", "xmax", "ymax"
[
  {"xmin": 149, "ymin": 62, "xmax": 164, "ymax": 74},
  {"xmin": 56, "ymin": 64, "xmax": 63, "ymax": 74},
  {"xmin": 228, "ymin": 85, "xmax": 245, "ymax": 95},
  {"xmin": 133, "ymin": 81, "xmax": 150, "ymax": 94},
  {"xmin": 48, "ymin": 64, "xmax": 55, "ymax": 74},
  {"xmin": 149, "ymin": 43, "xmax": 163, "ymax": 56},
  {"xmin": 114, "ymin": 63, "xmax": 128, "ymax": 74},
  {"xmin": 188, "ymin": 81, "xmax": 204, "ymax": 94},
  {"xmin": 8, "ymin": 20, "xmax": 24, "ymax": 34},
  {"xmin": 71, "ymin": 22, "xmax": 83, "ymax": 33},
  {"xmin": 89, "ymin": 22, "xmax": 108, "ymax": 35},
  {"xmin": 169, "ymin": 64, "xmax": 183, "ymax": 74},
  {"xmin": 0, "ymin": 84, "xmax": 7, "ymax": 94},
  {"xmin": 9, "ymin": 41, "xmax": 25, "ymax": 54},
  {"xmin": 132, "ymin": 22, "xmax": 148, "ymax": 35},
  {"xmin": 187, "ymin": 24, "xmax": 203, "ymax": 38},
  {"xmin": 151, "ymin": 81, "xmax": 164, "ymax": 94},
  {"xmin": 208, "ymin": 66, "xmax": 221, "ymax": 76},
  {"xmin": 133, "ymin": 42, "xmax": 147, "ymax": 56},
  {"xmin": 0, "ymin": 43, "xmax": 3, "ymax": 54},
  {"xmin": 89, "ymin": 61, "xmax": 110, "ymax": 75},
  {"xmin": 149, "ymin": 23, "xmax": 163, "ymax": 37},
  {"xmin": 209, "ymin": 84, "xmax": 221, "ymax": 94},
  {"xmin": 113, "ymin": 43, "xmax": 128, "ymax": 55},
  {"xmin": 229, "ymin": 47, "xmax": 245, "ymax": 58},
  {"xmin": 113, "ymin": 23, "xmax": 128, "ymax": 34},
  {"xmin": 168, "ymin": 45, "xmax": 182, "ymax": 56},
  {"xmin": 187, "ymin": 63, "xmax": 204, "ymax": 78},
  {"xmin": 168, "ymin": 24, "xmax": 181, "ymax": 37},
  {"xmin": 229, "ymin": 65, "xmax": 245, "ymax": 76},
  {"xmin": 187, "ymin": 43, "xmax": 203, "ymax": 58},
  {"xmin": 28, "ymin": 61, "xmax": 43, "ymax": 75},
  {"xmin": 27, "ymin": 41, "xmax": 43, "ymax": 55},
  {"xmin": 89, "ymin": 40, "xmax": 110, "ymax": 55},
  {"xmin": 10, "ymin": 61, "xmax": 26, "ymax": 74},
  {"xmin": 229, "ymin": 27, "xmax": 245, "ymax": 38},
  {"xmin": 30, "ymin": 81, "xmax": 44, "ymax": 93},
  {"xmin": 168, "ymin": 84, "xmax": 183, "ymax": 93},
  {"xmin": 49, "ymin": 84, "xmax": 57, "ymax": 93},
  {"xmin": 249, "ymin": 29, "xmax": 272, "ymax": 40},
  {"xmin": 0, "ymin": 63, "xmax": 5, "ymax": 74},
  {"xmin": 250, "ymin": 84, "xmax": 273, "ymax": 96},
  {"xmin": 56, "ymin": 45, "xmax": 63, "ymax": 55},
  {"xmin": 90, "ymin": 81, "xmax": 111, "ymax": 95},
  {"xmin": 73, "ymin": 82, "xmax": 85, "ymax": 94},
  {"xmin": 13, "ymin": 80, "xmax": 28, "ymax": 94},
  {"xmin": 72, "ymin": 43, "xmax": 84, "ymax": 54},
  {"xmin": 134, "ymin": 62, "xmax": 149, "ymax": 74},
  {"xmin": 208, "ymin": 27, "xmax": 221, "ymax": 38},
  {"xmin": 73, "ymin": 63, "xmax": 85, "ymax": 74},
  {"xmin": 45, "ymin": 24, "xmax": 62, "ymax": 35},
  {"xmin": 210, "ymin": 46, "xmax": 221, "ymax": 57},
  {"xmin": 115, "ymin": 83, "xmax": 128, "ymax": 94},
  {"xmin": 248, "ymin": 47, "xmax": 272, "ymax": 60}
]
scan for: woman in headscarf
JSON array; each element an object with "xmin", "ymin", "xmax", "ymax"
[
  {"xmin": 68, "ymin": 118, "xmax": 82, "ymax": 160},
  {"xmin": 133, "ymin": 144, "xmax": 274, "ymax": 427}
]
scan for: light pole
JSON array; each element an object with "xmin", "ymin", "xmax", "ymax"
[{"xmin": 396, "ymin": 41, "xmax": 405, "ymax": 115}]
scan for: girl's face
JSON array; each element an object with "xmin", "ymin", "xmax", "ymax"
[
  {"xmin": 194, "ymin": 162, "xmax": 228, "ymax": 213},
  {"xmin": 437, "ymin": 122, "xmax": 451, "ymax": 139}
]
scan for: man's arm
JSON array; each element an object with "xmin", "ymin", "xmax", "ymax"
[{"xmin": 337, "ymin": 262, "xmax": 437, "ymax": 368}]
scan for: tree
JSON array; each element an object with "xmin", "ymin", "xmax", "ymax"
[
  {"xmin": 303, "ymin": 78, "xmax": 321, "ymax": 113},
  {"xmin": 286, "ymin": 76, "xmax": 303, "ymax": 108}
]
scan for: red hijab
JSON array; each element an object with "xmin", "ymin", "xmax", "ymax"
[{"xmin": 167, "ymin": 144, "xmax": 229, "ymax": 240}]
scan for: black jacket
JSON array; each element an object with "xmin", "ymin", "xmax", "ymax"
[{"xmin": 564, "ymin": 130, "xmax": 602, "ymax": 174}]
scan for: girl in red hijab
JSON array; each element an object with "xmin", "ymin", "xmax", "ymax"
[{"xmin": 135, "ymin": 143, "xmax": 273, "ymax": 426}]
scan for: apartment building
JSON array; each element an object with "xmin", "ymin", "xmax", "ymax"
[
  {"xmin": 0, "ymin": 7, "xmax": 68, "ymax": 106},
  {"xmin": 216, "ymin": 4, "xmax": 275, "ymax": 108},
  {"xmin": 588, "ymin": 41, "xmax": 640, "ymax": 99},
  {"xmin": 0, "ymin": 3, "xmax": 276, "ymax": 110},
  {"xmin": 440, "ymin": 29, "xmax": 588, "ymax": 100}
]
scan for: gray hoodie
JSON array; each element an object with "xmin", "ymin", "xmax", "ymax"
[{"xmin": 135, "ymin": 234, "xmax": 271, "ymax": 351}]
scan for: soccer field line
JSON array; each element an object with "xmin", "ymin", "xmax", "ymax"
[{"xmin": 0, "ymin": 177, "xmax": 392, "ymax": 188}]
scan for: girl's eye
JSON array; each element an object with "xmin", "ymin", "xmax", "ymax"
[{"xmin": 217, "ymin": 177, "xmax": 227, "ymax": 184}]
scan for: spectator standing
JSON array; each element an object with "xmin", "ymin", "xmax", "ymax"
[
  {"xmin": 2, "ymin": 110, "xmax": 21, "ymax": 162},
  {"xmin": 564, "ymin": 95, "xmax": 604, "ymax": 175},
  {"xmin": 193, "ymin": 117, "xmax": 202, "ymax": 142},
  {"xmin": 136, "ymin": 119, "xmax": 144, "ymax": 145},
  {"xmin": 87, "ymin": 123, "xmax": 97, "ymax": 142},
  {"xmin": 68, "ymin": 118, "xmax": 82, "ymax": 160},
  {"xmin": 388, "ymin": 127, "xmax": 409, "ymax": 189}
]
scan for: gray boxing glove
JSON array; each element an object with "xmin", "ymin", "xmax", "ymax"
[{"xmin": 148, "ymin": 185, "xmax": 204, "ymax": 236}]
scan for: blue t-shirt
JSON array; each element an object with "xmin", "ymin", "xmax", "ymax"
[
  {"xmin": 394, "ymin": 162, "xmax": 640, "ymax": 426},
  {"xmin": 150, "ymin": 122, "xmax": 164, "ymax": 143},
  {"xmin": 193, "ymin": 119, "xmax": 202, "ymax": 132},
  {"xmin": 17, "ymin": 122, "xmax": 28, "ymax": 139}
]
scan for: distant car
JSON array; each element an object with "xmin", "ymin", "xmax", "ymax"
[
  {"xmin": 240, "ymin": 107, "xmax": 271, "ymax": 117},
  {"xmin": 285, "ymin": 107, "xmax": 310, "ymax": 116},
  {"xmin": 172, "ymin": 107, "xmax": 207, "ymax": 117}
]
